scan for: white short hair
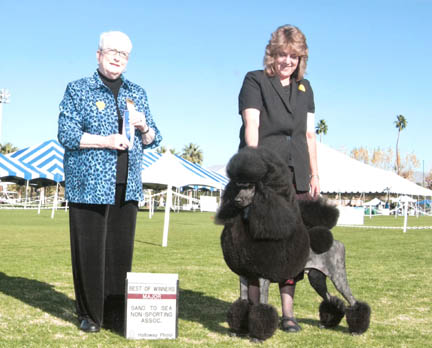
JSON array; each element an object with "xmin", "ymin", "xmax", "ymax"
[{"xmin": 98, "ymin": 31, "xmax": 133, "ymax": 53}]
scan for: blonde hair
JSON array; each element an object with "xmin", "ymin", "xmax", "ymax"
[{"xmin": 264, "ymin": 25, "xmax": 308, "ymax": 81}]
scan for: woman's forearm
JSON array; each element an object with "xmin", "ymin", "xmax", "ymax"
[{"xmin": 242, "ymin": 108, "xmax": 260, "ymax": 147}]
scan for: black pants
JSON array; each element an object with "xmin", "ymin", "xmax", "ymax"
[{"xmin": 69, "ymin": 184, "xmax": 138, "ymax": 327}]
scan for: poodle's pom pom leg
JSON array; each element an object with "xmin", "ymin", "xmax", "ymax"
[
  {"xmin": 319, "ymin": 295, "xmax": 346, "ymax": 328},
  {"xmin": 227, "ymin": 299, "xmax": 249, "ymax": 336},
  {"xmin": 345, "ymin": 301, "xmax": 371, "ymax": 335},
  {"xmin": 308, "ymin": 226, "xmax": 334, "ymax": 254},
  {"xmin": 248, "ymin": 303, "xmax": 279, "ymax": 341}
]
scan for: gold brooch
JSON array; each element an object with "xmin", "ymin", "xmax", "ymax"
[
  {"xmin": 96, "ymin": 101, "xmax": 105, "ymax": 111},
  {"xmin": 298, "ymin": 84, "xmax": 306, "ymax": 92}
]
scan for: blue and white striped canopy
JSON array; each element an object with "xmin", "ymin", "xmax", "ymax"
[
  {"xmin": 9, "ymin": 139, "xmax": 64, "ymax": 183},
  {"xmin": 0, "ymin": 152, "xmax": 55, "ymax": 182},
  {"xmin": 5, "ymin": 140, "xmax": 228, "ymax": 189},
  {"xmin": 142, "ymin": 150, "xmax": 228, "ymax": 189}
]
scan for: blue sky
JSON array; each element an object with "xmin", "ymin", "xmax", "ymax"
[{"xmin": 1, "ymin": 0, "xmax": 431, "ymax": 172}]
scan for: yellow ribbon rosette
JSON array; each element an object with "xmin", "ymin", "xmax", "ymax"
[
  {"xmin": 298, "ymin": 84, "xmax": 306, "ymax": 92},
  {"xmin": 96, "ymin": 101, "xmax": 105, "ymax": 111}
]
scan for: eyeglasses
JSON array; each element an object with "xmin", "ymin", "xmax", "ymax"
[{"xmin": 102, "ymin": 48, "xmax": 129, "ymax": 59}]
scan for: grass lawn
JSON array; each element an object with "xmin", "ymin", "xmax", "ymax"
[{"xmin": 0, "ymin": 210, "xmax": 431, "ymax": 347}]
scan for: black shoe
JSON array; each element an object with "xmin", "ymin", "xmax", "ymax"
[
  {"xmin": 280, "ymin": 316, "xmax": 302, "ymax": 333},
  {"xmin": 79, "ymin": 318, "xmax": 100, "ymax": 333}
]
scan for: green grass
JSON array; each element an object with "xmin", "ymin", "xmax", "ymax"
[
  {"xmin": 362, "ymin": 214, "xmax": 432, "ymax": 227},
  {"xmin": 0, "ymin": 210, "xmax": 431, "ymax": 347}
]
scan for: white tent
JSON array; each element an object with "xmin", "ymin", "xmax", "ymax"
[
  {"xmin": 317, "ymin": 143, "xmax": 432, "ymax": 196},
  {"xmin": 141, "ymin": 152, "xmax": 227, "ymax": 247},
  {"xmin": 141, "ymin": 152, "xmax": 225, "ymax": 189},
  {"xmin": 217, "ymin": 167, "xmax": 227, "ymax": 179},
  {"xmin": 0, "ymin": 152, "xmax": 55, "ymax": 182},
  {"xmin": 364, "ymin": 198, "xmax": 383, "ymax": 206},
  {"xmin": 0, "ymin": 152, "xmax": 57, "ymax": 208},
  {"xmin": 392, "ymin": 195, "xmax": 417, "ymax": 203}
]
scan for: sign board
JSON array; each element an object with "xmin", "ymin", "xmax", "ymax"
[
  {"xmin": 125, "ymin": 273, "xmax": 179, "ymax": 340},
  {"xmin": 336, "ymin": 206, "xmax": 364, "ymax": 225},
  {"xmin": 200, "ymin": 196, "xmax": 218, "ymax": 212}
]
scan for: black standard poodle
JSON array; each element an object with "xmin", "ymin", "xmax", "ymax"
[{"xmin": 216, "ymin": 146, "xmax": 370, "ymax": 341}]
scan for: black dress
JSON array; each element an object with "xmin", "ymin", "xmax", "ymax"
[{"xmin": 238, "ymin": 70, "xmax": 315, "ymax": 192}]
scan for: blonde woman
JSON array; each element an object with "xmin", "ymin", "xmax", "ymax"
[{"xmin": 238, "ymin": 24, "xmax": 319, "ymax": 332}]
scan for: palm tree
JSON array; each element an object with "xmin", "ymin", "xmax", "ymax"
[
  {"xmin": 181, "ymin": 143, "xmax": 203, "ymax": 165},
  {"xmin": 156, "ymin": 146, "xmax": 167, "ymax": 154},
  {"xmin": 394, "ymin": 114, "xmax": 407, "ymax": 175},
  {"xmin": 0, "ymin": 142, "xmax": 18, "ymax": 154},
  {"xmin": 315, "ymin": 119, "xmax": 328, "ymax": 142},
  {"xmin": 156, "ymin": 146, "xmax": 177, "ymax": 155}
]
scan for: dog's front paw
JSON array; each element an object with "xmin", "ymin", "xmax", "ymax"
[
  {"xmin": 227, "ymin": 298, "xmax": 250, "ymax": 335},
  {"xmin": 248, "ymin": 303, "xmax": 279, "ymax": 341}
]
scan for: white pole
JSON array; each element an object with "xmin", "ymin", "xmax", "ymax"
[
  {"xmin": 188, "ymin": 190, "xmax": 193, "ymax": 206},
  {"xmin": 148, "ymin": 189, "xmax": 153, "ymax": 219},
  {"xmin": 24, "ymin": 180, "xmax": 29, "ymax": 209},
  {"xmin": 403, "ymin": 200, "xmax": 408, "ymax": 233},
  {"xmin": 38, "ymin": 190, "xmax": 42, "ymax": 214},
  {"xmin": 162, "ymin": 184, "xmax": 173, "ymax": 247},
  {"xmin": 149, "ymin": 196, "xmax": 153, "ymax": 219},
  {"xmin": 395, "ymin": 195, "xmax": 399, "ymax": 218},
  {"xmin": 55, "ymin": 183, "xmax": 59, "ymax": 211},
  {"xmin": 51, "ymin": 183, "xmax": 59, "ymax": 219},
  {"xmin": 176, "ymin": 188, "xmax": 180, "ymax": 212},
  {"xmin": 0, "ymin": 101, "xmax": 3, "ymax": 143}
]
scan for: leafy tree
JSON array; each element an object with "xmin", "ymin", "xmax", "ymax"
[
  {"xmin": 394, "ymin": 114, "xmax": 407, "ymax": 175},
  {"xmin": 399, "ymin": 152, "xmax": 420, "ymax": 180},
  {"xmin": 425, "ymin": 170, "xmax": 432, "ymax": 189},
  {"xmin": 350, "ymin": 147, "xmax": 369, "ymax": 164},
  {"xmin": 351, "ymin": 146, "xmax": 420, "ymax": 182},
  {"xmin": 315, "ymin": 119, "xmax": 328, "ymax": 142},
  {"xmin": 0, "ymin": 142, "xmax": 18, "ymax": 154},
  {"xmin": 371, "ymin": 147, "xmax": 393, "ymax": 171},
  {"xmin": 156, "ymin": 146, "xmax": 166, "ymax": 154},
  {"xmin": 181, "ymin": 143, "xmax": 203, "ymax": 164}
]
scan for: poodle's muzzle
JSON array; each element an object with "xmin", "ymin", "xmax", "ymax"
[{"xmin": 233, "ymin": 183, "xmax": 256, "ymax": 208}]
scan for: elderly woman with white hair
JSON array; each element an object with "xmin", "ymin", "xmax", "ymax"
[{"xmin": 58, "ymin": 31, "xmax": 161, "ymax": 333}]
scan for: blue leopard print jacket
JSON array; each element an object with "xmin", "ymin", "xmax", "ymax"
[{"xmin": 58, "ymin": 71, "xmax": 162, "ymax": 204}]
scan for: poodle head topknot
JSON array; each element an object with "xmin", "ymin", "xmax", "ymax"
[{"xmin": 227, "ymin": 147, "xmax": 267, "ymax": 183}]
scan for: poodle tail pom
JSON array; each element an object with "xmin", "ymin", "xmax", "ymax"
[
  {"xmin": 345, "ymin": 301, "xmax": 371, "ymax": 335},
  {"xmin": 299, "ymin": 198, "xmax": 340, "ymax": 229},
  {"xmin": 319, "ymin": 295, "xmax": 346, "ymax": 328},
  {"xmin": 248, "ymin": 303, "xmax": 279, "ymax": 341},
  {"xmin": 227, "ymin": 298, "xmax": 249, "ymax": 335},
  {"xmin": 309, "ymin": 226, "xmax": 334, "ymax": 254}
]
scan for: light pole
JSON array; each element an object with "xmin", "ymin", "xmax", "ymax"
[
  {"xmin": 0, "ymin": 88, "xmax": 11, "ymax": 144},
  {"xmin": 422, "ymin": 160, "xmax": 425, "ymax": 187}
]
